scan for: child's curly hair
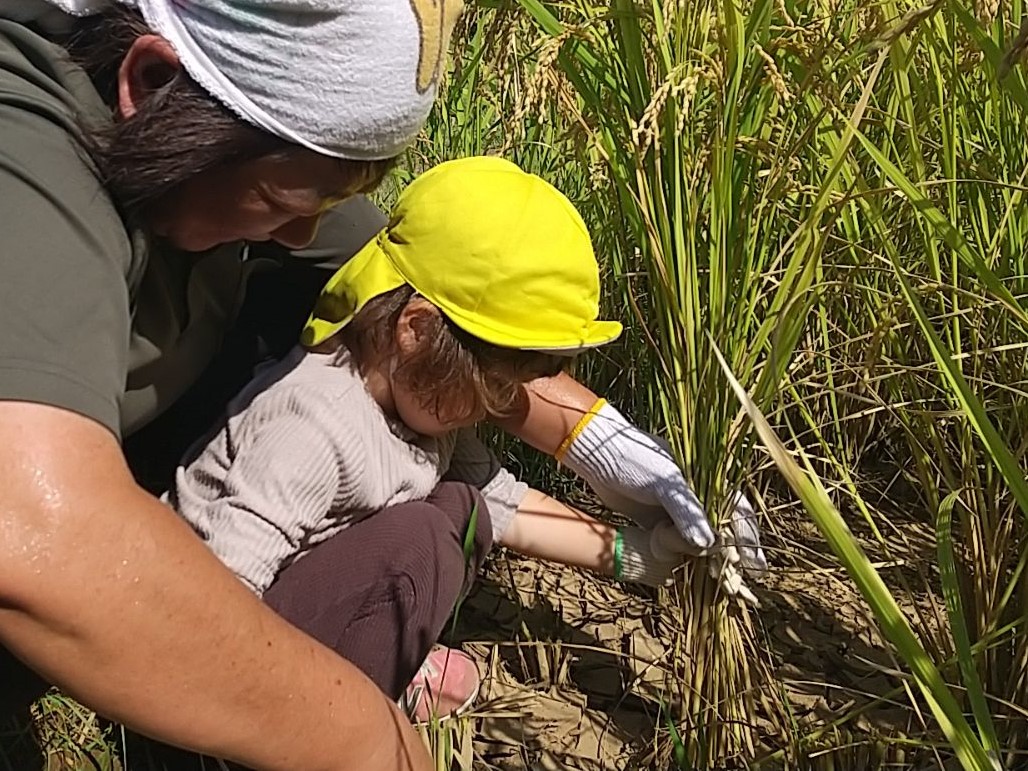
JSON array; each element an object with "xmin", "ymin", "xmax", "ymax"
[{"xmin": 340, "ymin": 286, "xmax": 568, "ymax": 423}]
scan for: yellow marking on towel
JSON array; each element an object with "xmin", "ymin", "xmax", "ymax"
[{"xmin": 409, "ymin": 0, "xmax": 463, "ymax": 92}]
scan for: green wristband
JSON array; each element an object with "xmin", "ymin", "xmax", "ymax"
[{"xmin": 613, "ymin": 529, "xmax": 625, "ymax": 580}]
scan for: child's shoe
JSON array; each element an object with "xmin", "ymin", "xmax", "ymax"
[{"xmin": 399, "ymin": 645, "xmax": 480, "ymax": 723}]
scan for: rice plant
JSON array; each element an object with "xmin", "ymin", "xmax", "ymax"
[
  {"xmin": 501, "ymin": 0, "xmax": 896, "ymax": 764},
  {"xmin": 827, "ymin": 2, "xmax": 1028, "ymax": 761},
  {"xmin": 502, "ymin": 0, "xmax": 1028, "ymax": 767}
]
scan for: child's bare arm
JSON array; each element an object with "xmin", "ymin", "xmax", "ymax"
[
  {"xmin": 499, "ymin": 488, "xmax": 618, "ymax": 575},
  {"xmin": 498, "ymin": 488, "xmax": 690, "ymax": 587}
]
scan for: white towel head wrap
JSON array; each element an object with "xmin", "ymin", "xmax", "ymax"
[{"xmin": 10, "ymin": 0, "xmax": 461, "ymax": 160}]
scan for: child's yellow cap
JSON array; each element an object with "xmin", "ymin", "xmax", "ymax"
[{"xmin": 301, "ymin": 156, "xmax": 623, "ymax": 351}]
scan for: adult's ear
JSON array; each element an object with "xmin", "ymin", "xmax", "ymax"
[
  {"xmin": 394, "ymin": 297, "xmax": 440, "ymax": 357},
  {"xmin": 117, "ymin": 35, "xmax": 181, "ymax": 120}
]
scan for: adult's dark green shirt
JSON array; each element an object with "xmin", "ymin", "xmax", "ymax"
[{"xmin": 0, "ymin": 19, "xmax": 248, "ymax": 437}]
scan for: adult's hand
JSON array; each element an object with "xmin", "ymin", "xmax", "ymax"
[{"xmin": 0, "ymin": 401, "xmax": 431, "ymax": 771}]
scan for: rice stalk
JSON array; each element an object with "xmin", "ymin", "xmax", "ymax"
[
  {"xmin": 508, "ymin": 0, "xmax": 901, "ymax": 763},
  {"xmin": 713, "ymin": 341, "xmax": 999, "ymax": 771}
]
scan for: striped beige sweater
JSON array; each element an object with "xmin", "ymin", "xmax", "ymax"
[{"xmin": 169, "ymin": 346, "xmax": 526, "ymax": 594}]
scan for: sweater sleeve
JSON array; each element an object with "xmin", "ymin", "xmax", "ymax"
[
  {"xmin": 444, "ymin": 428, "xmax": 527, "ymax": 542},
  {"xmin": 192, "ymin": 389, "xmax": 362, "ymax": 595}
]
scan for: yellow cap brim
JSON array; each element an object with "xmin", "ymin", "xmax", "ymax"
[
  {"xmin": 302, "ymin": 234, "xmax": 624, "ymax": 352},
  {"xmin": 439, "ymin": 308, "xmax": 623, "ymax": 353},
  {"xmin": 528, "ymin": 319, "xmax": 624, "ymax": 354}
]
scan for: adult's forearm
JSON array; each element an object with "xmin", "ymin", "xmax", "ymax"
[
  {"xmin": 493, "ymin": 372, "xmax": 600, "ymax": 456},
  {"xmin": 0, "ymin": 496, "xmax": 427, "ymax": 770},
  {"xmin": 0, "ymin": 405, "xmax": 429, "ymax": 771}
]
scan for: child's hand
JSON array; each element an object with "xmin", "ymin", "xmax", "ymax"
[
  {"xmin": 560, "ymin": 401, "xmax": 717, "ymax": 552},
  {"xmin": 645, "ymin": 522, "xmax": 760, "ymax": 608},
  {"xmin": 615, "ymin": 526, "xmax": 685, "ymax": 587}
]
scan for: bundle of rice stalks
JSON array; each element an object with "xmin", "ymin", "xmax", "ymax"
[
  {"xmin": 508, "ymin": 0, "xmax": 872, "ymax": 762},
  {"xmin": 509, "ymin": 0, "xmax": 1021, "ymax": 767}
]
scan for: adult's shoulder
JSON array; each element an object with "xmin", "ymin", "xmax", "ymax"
[
  {"xmin": 0, "ymin": 18, "xmax": 132, "ymax": 271},
  {"xmin": 0, "ymin": 21, "xmax": 141, "ymax": 434}
]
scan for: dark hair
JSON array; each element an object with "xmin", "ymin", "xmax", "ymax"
[
  {"xmin": 63, "ymin": 6, "xmax": 392, "ymax": 217},
  {"xmin": 338, "ymin": 287, "xmax": 567, "ymax": 422}
]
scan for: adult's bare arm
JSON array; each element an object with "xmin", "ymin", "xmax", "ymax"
[
  {"xmin": 0, "ymin": 401, "xmax": 431, "ymax": 771},
  {"xmin": 492, "ymin": 371, "xmax": 600, "ymax": 456}
]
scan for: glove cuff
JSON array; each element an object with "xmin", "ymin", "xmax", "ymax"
[
  {"xmin": 560, "ymin": 401, "xmax": 630, "ymax": 479},
  {"xmin": 616, "ymin": 527, "xmax": 677, "ymax": 587},
  {"xmin": 555, "ymin": 398, "xmax": 608, "ymax": 462}
]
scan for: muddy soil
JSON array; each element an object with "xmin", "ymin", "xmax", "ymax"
[{"xmin": 450, "ymin": 508, "xmax": 941, "ymax": 770}]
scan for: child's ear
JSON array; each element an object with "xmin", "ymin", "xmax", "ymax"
[{"xmin": 394, "ymin": 297, "xmax": 440, "ymax": 356}]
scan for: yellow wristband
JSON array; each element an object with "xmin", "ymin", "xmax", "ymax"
[{"xmin": 554, "ymin": 397, "xmax": 608, "ymax": 463}]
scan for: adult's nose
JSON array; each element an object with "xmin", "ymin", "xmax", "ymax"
[{"xmin": 270, "ymin": 214, "xmax": 322, "ymax": 250}]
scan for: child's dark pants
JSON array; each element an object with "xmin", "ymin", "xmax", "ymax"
[{"xmin": 263, "ymin": 480, "xmax": 490, "ymax": 700}]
